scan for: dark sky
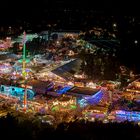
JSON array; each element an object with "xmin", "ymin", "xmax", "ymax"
[
  {"xmin": 2, "ymin": 0, "xmax": 139, "ymax": 14},
  {"xmin": 0, "ymin": 0, "xmax": 139, "ymax": 25}
]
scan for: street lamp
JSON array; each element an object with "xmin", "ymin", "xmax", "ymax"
[
  {"xmin": 113, "ymin": 23, "xmax": 117, "ymax": 27},
  {"xmin": 134, "ymin": 40, "xmax": 138, "ymax": 44}
]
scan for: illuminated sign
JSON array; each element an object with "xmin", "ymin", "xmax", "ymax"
[{"xmin": 21, "ymin": 84, "xmax": 33, "ymax": 89}]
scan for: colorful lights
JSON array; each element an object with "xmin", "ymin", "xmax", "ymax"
[
  {"xmin": 0, "ymin": 63, "xmax": 12, "ymax": 74},
  {"xmin": 84, "ymin": 90, "xmax": 103, "ymax": 105},
  {"xmin": 51, "ymin": 96, "xmax": 77, "ymax": 112},
  {"xmin": 18, "ymin": 58, "xmax": 30, "ymax": 63},
  {"xmin": 86, "ymin": 82, "xmax": 97, "ymax": 89},
  {"xmin": 115, "ymin": 110, "xmax": 140, "ymax": 121},
  {"xmin": 0, "ymin": 85, "xmax": 35, "ymax": 100},
  {"xmin": 78, "ymin": 98, "xmax": 88, "ymax": 107}
]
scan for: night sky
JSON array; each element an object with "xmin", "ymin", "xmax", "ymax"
[
  {"xmin": 1, "ymin": 1, "xmax": 139, "ymax": 16},
  {"xmin": 0, "ymin": 0, "xmax": 139, "ymax": 26}
]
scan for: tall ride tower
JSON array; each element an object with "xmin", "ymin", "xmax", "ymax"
[{"xmin": 22, "ymin": 31, "xmax": 27, "ymax": 111}]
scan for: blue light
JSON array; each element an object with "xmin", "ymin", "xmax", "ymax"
[
  {"xmin": 77, "ymin": 90, "xmax": 103, "ymax": 107},
  {"xmin": 0, "ymin": 85, "xmax": 35, "ymax": 100},
  {"xmin": 46, "ymin": 82, "xmax": 54, "ymax": 91},
  {"xmin": 56, "ymin": 86, "xmax": 73, "ymax": 94},
  {"xmin": 77, "ymin": 98, "xmax": 88, "ymax": 107},
  {"xmin": 84, "ymin": 90, "xmax": 103, "ymax": 105},
  {"xmin": 116, "ymin": 110, "xmax": 140, "ymax": 121},
  {"xmin": 46, "ymin": 85, "xmax": 54, "ymax": 91}
]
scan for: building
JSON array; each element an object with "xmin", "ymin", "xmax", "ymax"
[
  {"xmin": 66, "ymin": 86, "xmax": 103, "ymax": 107},
  {"xmin": 52, "ymin": 58, "xmax": 82, "ymax": 81}
]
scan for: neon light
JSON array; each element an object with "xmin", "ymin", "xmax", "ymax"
[
  {"xmin": 0, "ymin": 85, "xmax": 35, "ymax": 100},
  {"xmin": 84, "ymin": 90, "xmax": 103, "ymax": 105},
  {"xmin": 56, "ymin": 86, "xmax": 73, "ymax": 94},
  {"xmin": 115, "ymin": 110, "xmax": 140, "ymax": 121},
  {"xmin": 78, "ymin": 98, "xmax": 88, "ymax": 107}
]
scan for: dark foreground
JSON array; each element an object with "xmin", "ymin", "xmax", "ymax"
[{"xmin": 0, "ymin": 113, "xmax": 140, "ymax": 140}]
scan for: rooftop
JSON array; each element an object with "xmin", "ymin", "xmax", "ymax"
[
  {"xmin": 67, "ymin": 86, "xmax": 100, "ymax": 96},
  {"xmin": 58, "ymin": 96, "xmax": 71, "ymax": 102},
  {"xmin": 26, "ymin": 80, "xmax": 52, "ymax": 88},
  {"xmin": 52, "ymin": 59, "xmax": 82, "ymax": 81}
]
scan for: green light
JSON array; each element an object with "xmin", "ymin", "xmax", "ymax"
[
  {"xmin": 18, "ymin": 59, "xmax": 30, "ymax": 63},
  {"xmin": 70, "ymin": 105, "xmax": 77, "ymax": 109},
  {"xmin": 51, "ymin": 106, "xmax": 59, "ymax": 111}
]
